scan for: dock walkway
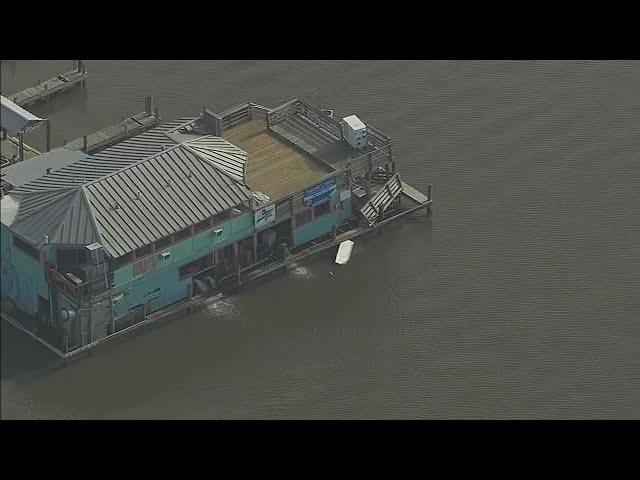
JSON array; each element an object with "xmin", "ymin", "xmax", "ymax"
[
  {"xmin": 5, "ymin": 63, "xmax": 87, "ymax": 108},
  {"xmin": 401, "ymin": 180, "xmax": 430, "ymax": 205},
  {"xmin": 64, "ymin": 111, "xmax": 160, "ymax": 154}
]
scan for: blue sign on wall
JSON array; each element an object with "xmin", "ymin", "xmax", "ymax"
[{"xmin": 303, "ymin": 179, "xmax": 336, "ymax": 207}]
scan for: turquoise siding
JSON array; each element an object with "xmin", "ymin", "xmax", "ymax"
[
  {"xmin": 0, "ymin": 225, "xmax": 49, "ymax": 316},
  {"xmin": 293, "ymin": 196, "xmax": 352, "ymax": 248},
  {"xmin": 0, "ymin": 224, "xmax": 12, "ymax": 299},
  {"xmin": 110, "ymin": 212, "xmax": 254, "ymax": 319},
  {"xmin": 112, "ymin": 212, "xmax": 254, "ymax": 288}
]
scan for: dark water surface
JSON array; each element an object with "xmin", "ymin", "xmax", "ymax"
[{"xmin": 1, "ymin": 60, "xmax": 639, "ymax": 419}]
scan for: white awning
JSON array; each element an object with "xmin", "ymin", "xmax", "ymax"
[{"xmin": 0, "ymin": 95, "xmax": 45, "ymax": 136}]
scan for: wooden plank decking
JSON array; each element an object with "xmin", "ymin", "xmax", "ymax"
[
  {"xmin": 222, "ymin": 119, "xmax": 330, "ymax": 200},
  {"xmin": 400, "ymin": 181, "xmax": 429, "ymax": 204}
]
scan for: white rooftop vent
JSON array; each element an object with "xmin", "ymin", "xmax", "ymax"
[{"xmin": 341, "ymin": 115, "xmax": 368, "ymax": 150}]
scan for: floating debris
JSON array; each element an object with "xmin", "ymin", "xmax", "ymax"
[{"xmin": 335, "ymin": 240, "xmax": 354, "ymax": 265}]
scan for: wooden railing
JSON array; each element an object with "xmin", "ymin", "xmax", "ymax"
[{"xmin": 49, "ymin": 268, "xmax": 108, "ymax": 304}]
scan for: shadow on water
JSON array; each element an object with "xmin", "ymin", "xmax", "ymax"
[{"xmin": 1, "ymin": 321, "xmax": 65, "ymax": 382}]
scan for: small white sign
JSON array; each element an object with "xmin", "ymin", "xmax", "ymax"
[{"xmin": 255, "ymin": 203, "xmax": 276, "ymax": 229}]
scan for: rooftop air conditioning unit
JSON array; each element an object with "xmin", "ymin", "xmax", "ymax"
[
  {"xmin": 160, "ymin": 251, "xmax": 171, "ymax": 260},
  {"xmin": 341, "ymin": 115, "xmax": 368, "ymax": 150}
]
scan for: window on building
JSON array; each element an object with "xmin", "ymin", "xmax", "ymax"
[
  {"xmin": 56, "ymin": 247, "xmax": 89, "ymax": 266},
  {"xmin": 212, "ymin": 210, "xmax": 229, "ymax": 226},
  {"xmin": 179, "ymin": 254, "xmax": 213, "ymax": 279},
  {"xmin": 295, "ymin": 209, "xmax": 312, "ymax": 227},
  {"xmin": 135, "ymin": 244, "xmax": 152, "ymax": 259},
  {"xmin": 156, "ymin": 236, "xmax": 172, "ymax": 250},
  {"xmin": 133, "ymin": 255, "xmax": 157, "ymax": 276},
  {"xmin": 12, "ymin": 235, "xmax": 39, "ymax": 260},
  {"xmin": 314, "ymin": 200, "xmax": 331, "ymax": 218},
  {"xmin": 111, "ymin": 252, "xmax": 133, "ymax": 270},
  {"xmin": 193, "ymin": 219, "xmax": 210, "ymax": 234},
  {"xmin": 174, "ymin": 228, "xmax": 191, "ymax": 242}
]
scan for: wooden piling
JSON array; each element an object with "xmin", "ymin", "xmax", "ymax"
[
  {"xmin": 45, "ymin": 119, "xmax": 51, "ymax": 152},
  {"xmin": 18, "ymin": 132, "xmax": 24, "ymax": 162}
]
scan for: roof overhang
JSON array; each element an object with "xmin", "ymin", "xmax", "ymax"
[{"xmin": 1, "ymin": 95, "xmax": 46, "ymax": 136}]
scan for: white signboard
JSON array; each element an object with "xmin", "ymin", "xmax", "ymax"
[{"xmin": 255, "ymin": 203, "xmax": 276, "ymax": 229}]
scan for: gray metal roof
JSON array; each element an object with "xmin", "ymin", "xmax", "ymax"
[
  {"xmin": 0, "ymin": 95, "xmax": 45, "ymax": 136},
  {"xmin": 1, "ymin": 148, "xmax": 89, "ymax": 188},
  {"xmin": 5, "ymin": 188, "xmax": 99, "ymax": 248},
  {"xmin": 11, "ymin": 119, "xmax": 193, "ymax": 194},
  {"xmin": 182, "ymin": 136, "xmax": 247, "ymax": 182},
  {"xmin": 2, "ymin": 115, "xmax": 254, "ymax": 257},
  {"xmin": 83, "ymin": 144, "xmax": 252, "ymax": 258}
]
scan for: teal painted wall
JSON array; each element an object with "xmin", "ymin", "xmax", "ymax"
[
  {"xmin": 112, "ymin": 212, "xmax": 254, "ymax": 288},
  {"xmin": 293, "ymin": 195, "xmax": 353, "ymax": 247},
  {"xmin": 110, "ymin": 212, "xmax": 255, "ymax": 319},
  {"xmin": 0, "ymin": 223, "xmax": 12, "ymax": 299},
  {"xmin": 0, "ymin": 227, "xmax": 49, "ymax": 316}
]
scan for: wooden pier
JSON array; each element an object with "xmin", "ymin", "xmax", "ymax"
[
  {"xmin": 65, "ymin": 106, "xmax": 160, "ymax": 154},
  {"xmin": 4, "ymin": 61, "xmax": 87, "ymax": 108}
]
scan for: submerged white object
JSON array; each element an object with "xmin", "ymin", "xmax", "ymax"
[{"xmin": 335, "ymin": 240, "xmax": 354, "ymax": 265}]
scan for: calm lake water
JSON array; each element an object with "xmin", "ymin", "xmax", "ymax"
[{"xmin": 1, "ymin": 60, "xmax": 639, "ymax": 419}]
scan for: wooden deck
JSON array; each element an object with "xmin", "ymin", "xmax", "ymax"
[
  {"xmin": 64, "ymin": 111, "xmax": 160, "ymax": 154},
  {"xmin": 1, "ymin": 136, "xmax": 40, "ymax": 167},
  {"xmin": 6, "ymin": 67, "xmax": 87, "ymax": 107},
  {"xmin": 222, "ymin": 119, "xmax": 330, "ymax": 200}
]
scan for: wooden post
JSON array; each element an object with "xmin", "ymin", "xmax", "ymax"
[
  {"xmin": 234, "ymin": 242, "xmax": 241, "ymax": 285},
  {"xmin": 45, "ymin": 119, "xmax": 51, "ymax": 152},
  {"xmin": 18, "ymin": 132, "xmax": 24, "ymax": 162},
  {"xmin": 145, "ymin": 96, "xmax": 152, "ymax": 115},
  {"xmin": 154, "ymin": 106, "xmax": 160, "ymax": 119},
  {"xmin": 253, "ymin": 232, "xmax": 258, "ymax": 264},
  {"xmin": 366, "ymin": 153, "xmax": 373, "ymax": 196},
  {"xmin": 83, "ymin": 135, "xmax": 88, "ymax": 153}
]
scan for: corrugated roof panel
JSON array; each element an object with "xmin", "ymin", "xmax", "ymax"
[
  {"xmin": 9, "ymin": 188, "xmax": 100, "ymax": 248},
  {"xmin": 182, "ymin": 136, "xmax": 247, "ymax": 183},
  {"xmin": 11, "ymin": 119, "xmax": 194, "ymax": 194},
  {"xmin": 83, "ymin": 144, "xmax": 252, "ymax": 257}
]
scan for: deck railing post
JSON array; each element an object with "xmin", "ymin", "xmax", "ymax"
[
  {"xmin": 18, "ymin": 131, "xmax": 24, "ymax": 162},
  {"xmin": 46, "ymin": 119, "xmax": 51, "ymax": 151}
]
